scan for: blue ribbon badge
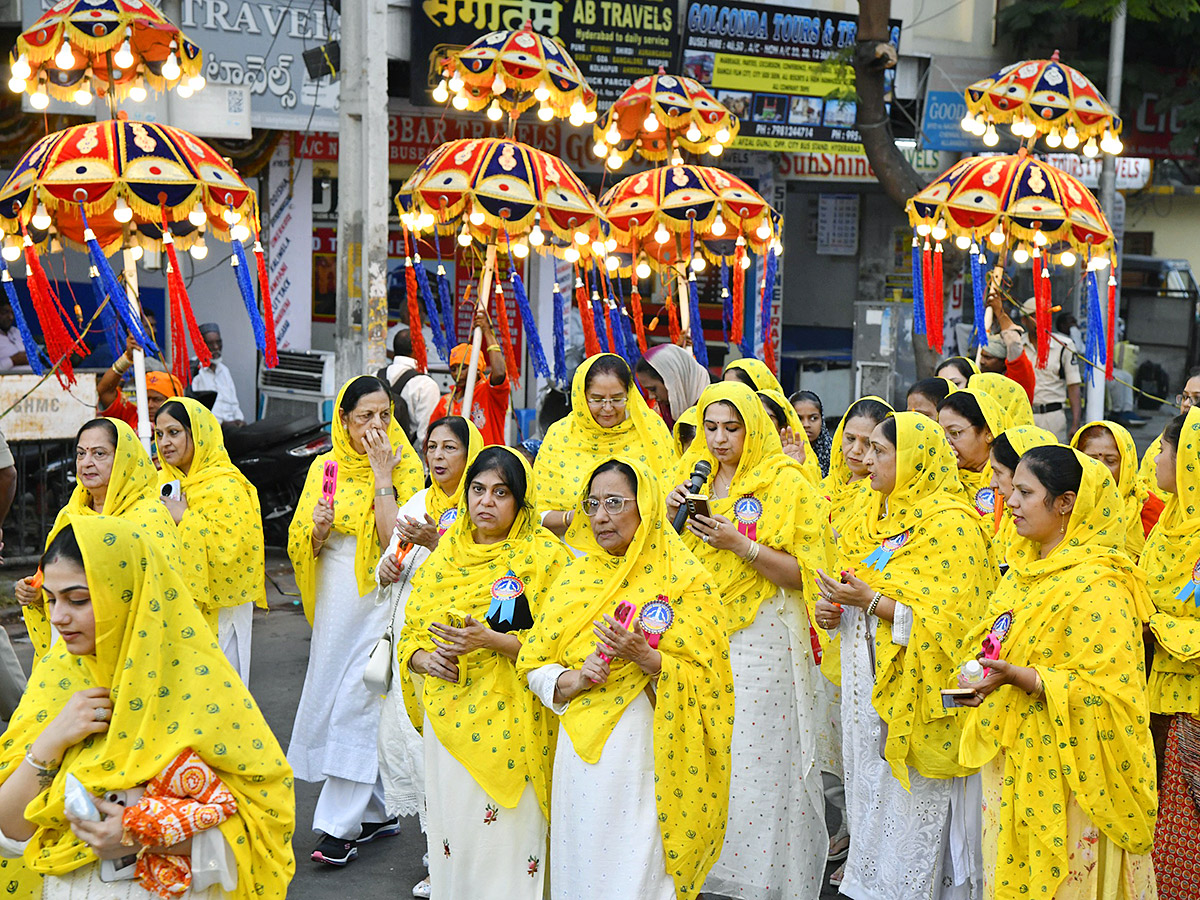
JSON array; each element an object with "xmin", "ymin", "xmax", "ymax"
[
  {"xmin": 974, "ymin": 487, "xmax": 996, "ymax": 517},
  {"xmin": 488, "ymin": 570, "xmax": 525, "ymax": 626},
  {"xmin": 1175, "ymin": 559, "xmax": 1200, "ymax": 606},
  {"xmin": 862, "ymin": 530, "xmax": 911, "ymax": 571}
]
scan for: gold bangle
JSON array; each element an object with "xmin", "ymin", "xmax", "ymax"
[
  {"xmin": 742, "ymin": 540, "xmax": 761, "ymax": 563},
  {"xmin": 112, "ymin": 356, "xmax": 132, "ymax": 375},
  {"xmin": 376, "ymin": 487, "xmax": 394, "ymax": 498},
  {"xmin": 486, "ymin": 343, "xmax": 501, "ymax": 353},
  {"xmin": 1032, "ymin": 670, "xmax": 1044, "ymax": 699}
]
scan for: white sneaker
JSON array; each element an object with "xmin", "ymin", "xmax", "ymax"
[
  {"xmin": 412, "ymin": 876, "xmax": 432, "ymax": 898},
  {"xmin": 422, "ymin": 852, "xmax": 429, "ymax": 867}
]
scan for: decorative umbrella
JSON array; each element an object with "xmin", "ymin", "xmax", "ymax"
[
  {"xmin": 9, "ymin": 0, "xmax": 205, "ymax": 108},
  {"xmin": 591, "ymin": 70, "xmax": 739, "ymax": 169},
  {"xmin": 598, "ymin": 164, "xmax": 781, "ymax": 369},
  {"xmin": 433, "ymin": 22, "xmax": 597, "ymax": 126},
  {"xmin": 962, "ymin": 51, "xmax": 1122, "ymax": 157},
  {"xmin": 396, "ymin": 136, "xmax": 608, "ymax": 405},
  {"xmin": 905, "ymin": 147, "xmax": 1115, "ymax": 364}
]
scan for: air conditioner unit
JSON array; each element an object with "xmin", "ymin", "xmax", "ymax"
[{"xmin": 258, "ymin": 350, "xmax": 337, "ymax": 417}]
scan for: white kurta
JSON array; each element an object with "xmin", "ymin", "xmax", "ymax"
[
  {"xmin": 377, "ymin": 490, "xmax": 432, "ymax": 825},
  {"xmin": 704, "ymin": 592, "xmax": 828, "ymax": 900},
  {"xmin": 424, "ymin": 715, "xmax": 547, "ymax": 900},
  {"xmin": 287, "ymin": 531, "xmax": 391, "ymax": 786},
  {"xmin": 217, "ymin": 601, "xmax": 253, "ymax": 684},
  {"xmin": 190, "ymin": 360, "xmax": 244, "ymax": 424},
  {"xmin": 527, "ymin": 666, "xmax": 675, "ymax": 900},
  {"xmin": 838, "ymin": 605, "xmax": 981, "ymax": 900}
]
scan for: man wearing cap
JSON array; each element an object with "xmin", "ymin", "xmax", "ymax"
[
  {"xmin": 97, "ymin": 333, "xmax": 184, "ymax": 431},
  {"xmin": 977, "ymin": 291, "xmax": 1035, "ymax": 401},
  {"xmin": 191, "ymin": 323, "xmax": 246, "ymax": 426},
  {"xmin": 430, "ymin": 307, "xmax": 509, "ymax": 446},
  {"xmin": 1020, "ymin": 297, "xmax": 1082, "ymax": 441}
]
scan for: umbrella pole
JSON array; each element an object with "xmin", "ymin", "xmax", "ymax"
[
  {"xmin": 975, "ymin": 264, "xmax": 1004, "ymax": 367},
  {"xmin": 122, "ymin": 248, "xmax": 152, "ymax": 453},
  {"xmin": 674, "ymin": 265, "xmax": 690, "ymax": 346},
  {"xmin": 462, "ymin": 242, "xmax": 497, "ymax": 415}
]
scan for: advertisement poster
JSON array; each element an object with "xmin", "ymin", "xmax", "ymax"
[
  {"xmin": 680, "ymin": 2, "xmax": 900, "ymax": 153},
  {"xmin": 410, "ymin": 0, "xmax": 679, "ymax": 105}
]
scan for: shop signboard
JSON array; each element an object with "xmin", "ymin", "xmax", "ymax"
[
  {"xmin": 920, "ymin": 89, "xmax": 985, "ymax": 153},
  {"xmin": 409, "ymin": 0, "xmax": 679, "ymax": 105},
  {"xmin": 0, "ymin": 375, "xmax": 97, "ymax": 440},
  {"xmin": 679, "ymin": 2, "xmax": 901, "ymax": 153},
  {"xmin": 1044, "ymin": 154, "xmax": 1151, "ymax": 191}
]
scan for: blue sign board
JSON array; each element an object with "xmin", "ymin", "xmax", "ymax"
[{"xmin": 920, "ymin": 89, "xmax": 986, "ymax": 152}]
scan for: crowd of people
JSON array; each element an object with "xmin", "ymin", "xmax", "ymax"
[{"xmin": 0, "ymin": 312, "xmax": 1197, "ymax": 900}]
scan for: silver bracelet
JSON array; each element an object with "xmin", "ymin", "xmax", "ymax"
[
  {"xmin": 24, "ymin": 750, "xmax": 60, "ymax": 775},
  {"xmin": 866, "ymin": 591, "xmax": 883, "ymax": 616}
]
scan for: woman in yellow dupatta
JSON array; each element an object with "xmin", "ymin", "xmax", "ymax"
[
  {"xmin": 721, "ymin": 356, "xmax": 783, "ymax": 393},
  {"xmin": 822, "ymin": 396, "xmax": 894, "ymax": 539},
  {"xmin": 1145, "ymin": 409, "xmax": 1200, "ymax": 899},
  {"xmin": 517, "ymin": 457, "xmax": 733, "ymax": 899},
  {"xmin": 535, "ymin": 353, "xmax": 674, "ymax": 540},
  {"xmin": 666, "ymin": 381, "xmax": 833, "ymax": 900},
  {"xmin": 935, "ymin": 355, "xmax": 980, "ymax": 389},
  {"xmin": 0, "ymin": 515, "xmax": 295, "ymax": 899},
  {"xmin": 672, "ymin": 405, "xmax": 698, "ymax": 458},
  {"xmin": 988, "ymin": 425, "xmax": 1058, "ymax": 571},
  {"xmin": 815, "ymin": 412, "xmax": 994, "ymax": 900},
  {"xmin": 938, "ymin": 387, "xmax": 1007, "ymax": 517},
  {"xmin": 154, "ymin": 398, "xmax": 265, "ymax": 681},
  {"xmin": 906, "ymin": 376, "xmax": 956, "ymax": 419},
  {"xmin": 1071, "ymin": 420, "xmax": 1149, "ymax": 560},
  {"xmin": 756, "ymin": 387, "xmax": 822, "ymax": 483},
  {"xmin": 399, "ymin": 446, "xmax": 570, "ymax": 900},
  {"xmin": 285, "ymin": 375, "xmax": 424, "ymax": 866},
  {"xmin": 969, "ymin": 371, "xmax": 1035, "ymax": 428},
  {"xmin": 957, "ymin": 446, "xmax": 1156, "ymax": 900},
  {"xmin": 18, "ymin": 418, "xmax": 178, "ymax": 661}
]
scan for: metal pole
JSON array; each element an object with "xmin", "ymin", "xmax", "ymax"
[
  {"xmin": 1087, "ymin": 2, "xmax": 1126, "ymax": 424},
  {"xmin": 122, "ymin": 249, "xmax": 151, "ymax": 453},
  {"xmin": 334, "ymin": 0, "xmax": 389, "ymax": 386},
  {"xmin": 462, "ymin": 244, "xmax": 498, "ymax": 415}
]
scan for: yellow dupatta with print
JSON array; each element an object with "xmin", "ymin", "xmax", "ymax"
[
  {"xmin": 991, "ymin": 425, "xmax": 1057, "ymax": 568},
  {"xmin": 25, "ymin": 419, "xmax": 179, "ymax": 660},
  {"xmin": 535, "ymin": 354, "xmax": 675, "ymax": 519},
  {"xmin": 722, "ymin": 357, "xmax": 783, "ymax": 393},
  {"xmin": 968, "ymin": 371, "xmax": 1034, "ymax": 428},
  {"xmin": 0, "ymin": 515, "xmax": 295, "ymax": 897},
  {"xmin": 758, "ymin": 387, "xmax": 821, "ymax": 484},
  {"xmin": 516, "ymin": 458, "xmax": 733, "ymax": 898},
  {"xmin": 398, "ymin": 449, "xmax": 571, "ymax": 813},
  {"xmin": 1071, "ymin": 419, "xmax": 1148, "ymax": 560},
  {"xmin": 1139, "ymin": 435, "xmax": 1167, "ymax": 508},
  {"xmin": 423, "ymin": 417, "xmax": 483, "ymax": 530},
  {"xmin": 157, "ymin": 398, "xmax": 265, "ymax": 629},
  {"xmin": 1146, "ymin": 406, "xmax": 1200, "ymax": 715},
  {"xmin": 839, "ymin": 412, "xmax": 995, "ymax": 786},
  {"xmin": 288, "ymin": 379, "xmax": 424, "ymax": 624},
  {"xmin": 950, "ymin": 388, "xmax": 1006, "ymax": 516},
  {"xmin": 674, "ymin": 382, "xmax": 832, "ymax": 635},
  {"xmin": 821, "ymin": 396, "xmax": 894, "ymax": 539},
  {"xmin": 672, "ymin": 405, "xmax": 698, "ymax": 458},
  {"xmin": 959, "ymin": 453, "xmax": 1156, "ymax": 900}
]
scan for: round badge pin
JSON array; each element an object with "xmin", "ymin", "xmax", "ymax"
[
  {"xmin": 639, "ymin": 597, "xmax": 675, "ymax": 635},
  {"xmin": 734, "ymin": 496, "xmax": 763, "ymax": 524},
  {"xmin": 882, "ymin": 530, "xmax": 910, "ymax": 551},
  {"xmin": 990, "ymin": 610, "xmax": 1014, "ymax": 641},
  {"xmin": 491, "ymin": 573, "xmax": 524, "ymax": 601},
  {"xmin": 1192, "ymin": 559, "xmax": 1200, "ymax": 584},
  {"xmin": 437, "ymin": 508, "xmax": 458, "ymax": 532},
  {"xmin": 975, "ymin": 487, "xmax": 996, "ymax": 515}
]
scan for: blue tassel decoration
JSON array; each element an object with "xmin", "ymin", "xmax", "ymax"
[
  {"xmin": 510, "ymin": 267, "xmax": 551, "ymax": 379},
  {"xmin": 911, "ymin": 236, "xmax": 926, "ymax": 337},
  {"xmin": 413, "ymin": 253, "xmax": 448, "ymax": 363},
  {"xmin": 88, "ymin": 264, "xmax": 126, "ymax": 361},
  {"xmin": 601, "ymin": 268, "xmax": 627, "ymax": 364},
  {"xmin": 758, "ymin": 248, "xmax": 776, "ymax": 358},
  {"xmin": 739, "ymin": 260, "xmax": 755, "ymax": 359},
  {"xmin": 1085, "ymin": 267, "xmax": 1105, "ymax": 387},
  {"xmin": 687, "ymin": 272, "xmax": 708, "ymax": 368},
  {"xmin": 720, "ymin": 258, "xmax": 732, "ymax": 343},
  {"xmin": 230, "ymin": 237, "xmax": 267, "ymax": 353},
  {"xmin": 590, "ymin": 268, "xmax": 609, "ymax": 353},
  {"xmin": 552, "ymin": 281, "xmax": 567, "ymax": 386},
  {"xmin": 610, "ymin": 271, "xmax": 640, "ymax": 369},
  {"xmin": 436, "ymin": 261, "xmax": 456, "ymax": 347},
  {"xmin": 81, "ymin": 235, "xmax": 156, "ymax": 357},
  {"xmin": 970, "ymin": 245, "xmax": 987, "ymax": 350},
  {"xmin": 0, "ymin": 258, "xmax": 46, "ymax": 374}
]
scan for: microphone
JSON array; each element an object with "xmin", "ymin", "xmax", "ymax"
[{"xmin": 672, "ymin": 459, "xmax": 712, "ymax": 533}]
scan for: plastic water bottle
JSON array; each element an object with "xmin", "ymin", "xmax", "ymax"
[{"xmin": 961, "ymin": 659, "xmax": 985, "ymax": 685}]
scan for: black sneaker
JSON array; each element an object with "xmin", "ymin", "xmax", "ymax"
[
  {"xmin": 358, "ymin": 817, "xmax": 402, "ymax": 844},
  {"xmin": 312, "ymin": 834, "xmax": 358, "ymax": 866}
]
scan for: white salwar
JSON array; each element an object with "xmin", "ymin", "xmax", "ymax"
[
  {"xmin": 377, "ymin": 490, "xmax": 432, "ymax": 827},
  {"xmin": 838, "ymin": 604, "xmax": 981, "ymax": 900},
  {"xmin": 287, "ymin": 531, "xmax": 392, "ymax": 838},
  {"xmin": 704, "ymin": 591, "xmax": 828, "ymax": 900},
  {"xmin": 527, "ymin": 666, "xmax": 675, "ymax": 900},
  {"xmin": 423, "ymin": 715, "xmax": 547, "ymax": 900},
  {"xmin": 217, "ymin": 601, "xmax": 253, "ymax": 684}
]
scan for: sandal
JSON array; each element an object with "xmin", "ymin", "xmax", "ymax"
[
  {"xmin": 827, "ymin": 823, "xmax": 850, "ymax": 863},
  {"xmin": 830, "ymin": 863, "xmax": 846, "ymax": 888}
]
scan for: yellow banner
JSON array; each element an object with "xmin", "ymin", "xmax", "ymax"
[{"xmin": 711, "ymin": 53, "xmax": 852, "ymax": 96}]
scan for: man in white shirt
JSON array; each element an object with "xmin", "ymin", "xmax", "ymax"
[
  {"xmin": 380, "ymin": 326, "xmax": 440, "ymax": 449},
  {"xmin": 0, "ymin": 302, "xmax": 31, "ymax": 373},
  {"xmin": 1019, "ymin": 298, "xmax": 1082, "ymax": 442},
  {"xmin": 191, "ymin": 323, "xmax": 246, "ymax": 426}
]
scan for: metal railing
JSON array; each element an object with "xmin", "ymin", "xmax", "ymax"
[{"xmin": 5, "ymin": 439, "xmax": 75, "ymax": 562}]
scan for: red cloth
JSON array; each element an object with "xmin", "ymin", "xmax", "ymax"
[
  {"xmin": 100, "ymin": 394, "xmax": 139, "ymax": 431},
  {"xmin": 1004, "ymin": 351, "xmax": 1036, "ymax": 402},
  {"xmin": 1142, "ymin": 494, "xmax": 1166, "ymax": 536},
  {"xmin": 430, "ymin": 374, "xmax": 510, "ymax": 446},
  {"xmin": 1152, "ymin": 716, "xmax": 1200, "ymax": 900}
]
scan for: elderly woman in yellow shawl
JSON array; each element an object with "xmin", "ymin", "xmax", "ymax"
[
  {"xmin": 1070, "ymin": 420, "xmax": 1149, "ymax": 560},
  {"xmin": 815, "ymin": 412, "xmax": 994, "ymax": 900},
  {"xmin": 938, "ymin": 388, "xmax": 1007, "ymax": 517},
  {"xmin": 17, "ymin": 418, "xmax": 177, "ymax": 660},
  {"xmin": 517, "ymin": 457, "xmax": 733, "ymax": 899},
  {"xmin": 374, "ymin": 414, "xmax": 481, "ymax": 897},
  {"xmin": 987, "ymin": 425, "xmax": 1057, "ymax": 571},
  {"xmin": 154, "ymin": 398, "xmax": 264, "ymax": 682},
  {"xmin": 666, "ymin": 381, "xmax": 833, "ymax": 900},
  {"xmin": 536, "ymin": 353, "xmax": 674, "ymax": 539},
  {"xmin": 956, "ymin": 446, "xmax": 1157, "ymax": 900},
  {"xmin": 285, "ymin": 375, "xmax": 424, "ymax": 867},
  {"xmin": 399, "ymin": 445, "xmax": 569, "ymax": 899},
  {"xmin": 823, "ymin": 396, "xmax": 894, "ymax": 538},
  {"xmin": 0, "ymin": 515, "xmax": 295, "ymax": 899},
  {"xmin": 969, "ymin": 371, "xmax": 1035, "ymax": 429},
  {"xmin": 1144, "ymin": 410, "xmax": 1200, "ymax": 899}
]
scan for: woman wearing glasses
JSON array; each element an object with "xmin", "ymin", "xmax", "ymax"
[
  {"xmin": 518, "ymin": 457, "xmax": 734, "ymax": 899},
  {"xmin": 667, "ymin": 382, "xmax": 833, "ymax": 900},
  {"xmin": 535, "ymin": 354, "xmax": 674, "ymax": 541},
  {"xmin": 937, "ymin": 389, "xmax": 1008, "ymax": 518},
  {"xmin": 1137, "ymin": 366, "xmax": 1200, "ymax": 532}
]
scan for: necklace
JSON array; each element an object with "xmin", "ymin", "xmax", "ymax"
[{"xmin": 713, "ymin": 469, "xmax": 733, "ymax": 498}]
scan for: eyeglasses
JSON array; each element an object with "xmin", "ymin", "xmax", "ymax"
[
  {"xmin": 586, "ymin": 395, "xmax": 627, "ymax": 409},
  {"xmin": 943, "ymin": 427, "xmax": 974, "ymax": 441},
  {"xmin": 1178, "ymin": 393, "xmax": 1200, "ymax": 410},
  {"xmin": 582, "ymin": 496, "xmax": 636, "ymax": 516}
]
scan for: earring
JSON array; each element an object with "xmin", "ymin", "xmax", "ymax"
[{"xmin": 1060, "ymin": 512, "xmax": 1067, "ymax": 535}]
